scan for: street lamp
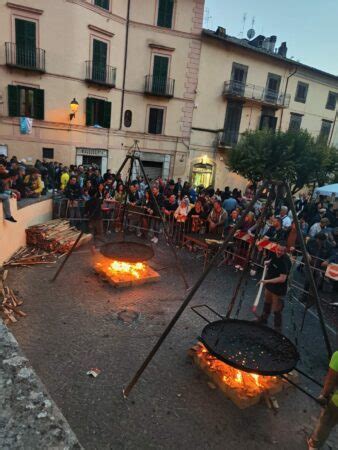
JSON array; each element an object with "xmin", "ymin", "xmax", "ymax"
[{"xmin": 69, "ymin": 98, "xmax": 79, "ymax": 121}]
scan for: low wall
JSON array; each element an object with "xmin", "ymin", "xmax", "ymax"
[{"xmin": 0, "ymin": 197, "xmax": 52, "ymax": 265}]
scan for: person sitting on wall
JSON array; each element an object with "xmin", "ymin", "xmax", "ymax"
[
  {"xmin": 24, "ymin": 169, "xmax": 44, "ymax": 198},
  {"xmin": 0, "ymin": 172, "xmax": 17, "ymax": 222}
]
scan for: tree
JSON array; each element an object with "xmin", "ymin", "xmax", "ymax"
[{"xmin": 227, "ymin": 130, "xmax": 338, "ymax": 193}]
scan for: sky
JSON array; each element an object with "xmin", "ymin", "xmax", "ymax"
[{"xmin": 204, "ymin": 0, "xmax": 338, "ymax": 75}]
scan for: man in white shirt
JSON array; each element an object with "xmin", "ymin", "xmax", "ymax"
[{"xmin": 278, "ymin": 206, "xmax": 292, "ymax": 229}]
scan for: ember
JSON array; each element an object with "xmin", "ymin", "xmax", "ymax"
[{"xmin": 189, "ymin": 343, "xmax": 295, "ymax": 409}]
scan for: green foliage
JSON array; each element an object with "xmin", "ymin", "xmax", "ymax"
[{"xmin": 227, "ymin": 130, "xmax": 338, "ymax": 193}]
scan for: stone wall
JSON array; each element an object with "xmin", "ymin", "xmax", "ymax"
[{"xmin": 0, "ymin": 319, "xmax": 82, "ymax": 449}]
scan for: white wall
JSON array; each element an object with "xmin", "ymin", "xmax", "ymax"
[{"xmin": 0, "ymin": 198, "xmax": 52, "ymax": 265}]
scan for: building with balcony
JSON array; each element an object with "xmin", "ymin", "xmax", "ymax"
[
  {"xmin": 0, "ymin": 1, "xmax": 337, "ymax": 190},
  {"xmin": 0, "ymin": 0, "xmax": 204, "ymax": 180},
  {"xmin": 189, "ymin": 27, "xmax": 338, "ymax": 190}
]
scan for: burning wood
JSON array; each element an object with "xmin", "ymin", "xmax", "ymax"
[
  {"xmin": 26, "ymin": 219, "xmax": 92, "ymax": 254},
  {"xmin": 0, "ymin": 270, "xmax": 26, "ymax": 325},
  {"xmin": 189, "ymin": 343, "xmax": 296, "ymax": 409},
  {"xmin": 93, "ymin": 254, "xmax": 160, "ymax": 288}
]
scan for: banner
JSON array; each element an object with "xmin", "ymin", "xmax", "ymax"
[
  {"xmin": 20, "ymin": 117, "xmax": 33, "ymax": 134},
  {"xmin": 325, "ymin": 263, "xmax": 338, "ymax": 281}
]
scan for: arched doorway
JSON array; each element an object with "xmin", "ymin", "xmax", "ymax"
[{"xmin": 191, "ymin": 162, "xmax": 214, "ymax": 188}]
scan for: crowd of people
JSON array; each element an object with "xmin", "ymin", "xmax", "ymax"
[{"xmin": 1, "ymin": 155, "xmax": 337, "ymax": 249}]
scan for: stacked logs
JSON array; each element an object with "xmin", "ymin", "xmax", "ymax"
[
  {"xmin": 26, "ymin": 219, "xmax": 92, "ymax": 253},
  {"xmin": 0, "ymin": 270, "xmax": 26, "ymax": 325}
]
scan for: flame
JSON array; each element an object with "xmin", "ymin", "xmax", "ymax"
[
  {"xmin": 235, "ymin": 371, "xmax": 243, "ymax": 384},
  {"xmin": 108, "ymin": 261, "xmax": 146, "ymax": 279},
  {"xmin": 195, "ymin": 344, "xmax": 280, "ymax": 396}
]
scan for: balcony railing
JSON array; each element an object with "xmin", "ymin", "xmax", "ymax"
[
  {"xmin": 223, "ymin": 81, "xmax": 290, "ymax": 108},
  {"xmin": 217, "ymin": 130, "xmax": 240, "ymax": 148},
  {"xmin": 144, "ymin": 75, "xmax": 175, "ymax": 98},
  {"xmin": 85, "ymin": 61, "xmax": 116, "ymax": 88},
  {"xmin": 5, "ymin": 42, "xmax": 45, "ymax": 72}
]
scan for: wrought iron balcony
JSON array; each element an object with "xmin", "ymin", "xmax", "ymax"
[
  {"xmin": 223, "ymin": 81, "xmax": 290, "ymax": 108},
  {"xmin": 5, "ymin": 42, "xmax": 45, "ymax": 72},
  {"xmin": 85, "ymin": 61, "xmax": 116, "ymax": 88},
  {"xmin": 217, "ymin": 130, "xmax": 240, "ymax": 148},
  {"xmin": 144, "ymin": 75, "xmax": 175, "ymax": 98}
]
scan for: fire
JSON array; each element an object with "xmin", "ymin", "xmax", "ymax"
[
  {"xmin": 195, "ymin": 344, "xmax": 281, "ymax": 397},
  {"xmin": 108, "ymin": 261, "xmax": 146, "ymax": 279}
]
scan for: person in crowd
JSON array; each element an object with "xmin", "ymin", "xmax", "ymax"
[
  {"xmin": 174, "ymin": 196, "xmax": 190, "ymax": 223},
  {"xmin": 228, "ymin": 209, "xmax": 241, "ymax": 227},
  {"xmin": 309, "ymin": 218, "xmax": 335, "ymax": 245},
  {"xmin": 162, "ymin": 194, "xmax": 178, "ymax": 220},
  {"xmin": 0, "ymin": 172, "xmax": 17, "ymax": 222},
  {"xmin": 264, "ymin": 216, "xmax": 289, "ymax": 243},
  {"xmin": 12, "ymin": 166, "xmax": 26, "ymax": 200},
  {"xmin": 240, "ymin": 211, "xmax": 256, "ymax": 232},
  {"xmin": 85, "ymin": 188, "xmax": 104, "ymax": 241},
  {"xmin": 149, "ymin": 185, "xmax": 163, "ymax": 244},
  {"xmin": 304, "ymin": 232, "xmax": 334, "ymax": 294},
  {"xmin": 64, "ymin": 175, "xmax": 82, "ymax": 227},
  {"xmin": 139, "ymin": 189, "xmax": 153, "ymax": 237},
  {"xmin": 308, "ymin": 351, "xmax": 338, "ymax": 449},
  {"xmin": 277, "ymin": 205, "xmax": 292, "ymax": 230},
  {"xmin": 24, "ymin": 169, "xmax": 44, "ymax": 198},
  {"xmin": 60, "ymin": 167, "xmax": 70, "ymax": 191},
  {"xmin": 188, "ymin": 199, "xmax": 205, "ymax": 233},
  {"xmin": 163, "ymin": 179, "xmax": 175, "ymax": 198},
  {"xmin": 257, "ymin": 241, "xmax": 291, "ymax": 332},
  {"xmin": 207, "ymin": 200, "xmax": 227, "ymax": 235},
  {"xmin": 174, "ymin": 177, "xmax": 182, "ymax": 196},
  {"xmin": 222, "ymin": 194, "xmax": 238, "ymax": 215}
]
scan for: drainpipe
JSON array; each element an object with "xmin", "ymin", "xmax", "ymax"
[
  {"xmin": 119, "ymin": 0, "xmax": 131, "ymax": 130},
  {"xmin": 328, "ymin": 111, "xmax": 337, "ymax": 146},
  {"xmin": 278, "ymin": 67, "xmax": 297, "ymax": 131}
]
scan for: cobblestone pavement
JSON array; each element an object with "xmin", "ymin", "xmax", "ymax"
[{"xmin": 6, "ymin": 237, "xmax": 338, "ymax": 450}]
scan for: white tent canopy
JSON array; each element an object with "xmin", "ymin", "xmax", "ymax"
[{"xmin": 314, "ymin": 183, "xmax": 338, "ymax": 197}]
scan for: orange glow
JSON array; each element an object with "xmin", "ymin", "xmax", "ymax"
[
  {"xmin": 107, "ymin": 261, "xmax": 146, "ymax": 279},
  {"xmin": 196, "ymin": 343, "xmax": 281, "ymax": 396}
]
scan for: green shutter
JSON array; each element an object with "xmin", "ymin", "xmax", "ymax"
[
  {"xmin": 34, "ymin": 89, "xmax": 44, "ymax": 120},
  {"xmin": 152, "ymin": 56, "xmax": 169, "ymax": 95},
  {"xmin": 16, "ymin": 19, "xmax": 36, "ymax": 68},
  {"xmin": 93, "ymin": 39, "xmax": 107, "ymax": 82},
  {"xmin": 157, "ymin": 0, "xmax": 174, "ymax": 28},
  {"xmin": 103, "ymin": 101, "xmax": 111, "ymax": 129},
  {"xmin": 8, "ymin": 85, "xmax": 19, "ymax": 117},
  {"xmin": 86, "ymin": 98, "xmax": 94, "ymax": 126},
  {"xmin": 95, "ymin": 0, "xmax": 109, "ymax": 10}
]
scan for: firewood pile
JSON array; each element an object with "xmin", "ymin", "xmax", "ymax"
[
  {"xmin": 26, "ymin": 219, "xmax": 92, "ymax": 253},
  {"xmin": 3, "ymin": 246, "xmax": 58, "ymax": 267},
  {"xmin": 0, "ymin": 270, "xmax": 26, "ymax": 325}
]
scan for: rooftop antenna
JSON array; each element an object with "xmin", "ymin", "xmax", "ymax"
[
  {"xmin": 239, "ymin": 12, "xmax": 247, "ymax": 38},
  {"xmin": 204, "ymin": 7, "xmax": 212, "ymax": 29},
  {"xmin": 247, "ymin": 17, "xmax": 256, "ymax": 40}
]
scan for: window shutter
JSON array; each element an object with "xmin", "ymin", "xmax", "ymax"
[
  {"xmin": 157, "ymin": 0, "xmax": 174, "ymax": 28},
  {"xmin": 155, "ymin": 108, "xmax": 164, "ymax": 134},
  {"xmin": 8, "ymin": 85, "xmax": 19, "ymax": 117},
  {"xmin": 86, "ymin": 98, "xmax": 94, "ymax": 126},
  {"xmin": 34, "ymin": 89, "xmax": 44, "ymax": 120},
  {"xmin": 148, "ymin": 108, "xmax": 163, "ymax": 134},
  {"xmin": 148, "ymin": 108, "xmax": 156, "ymax": 133},
  {"xmin": 103, "ymin": 100, "xmax": 111, "ymax": 129}
]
